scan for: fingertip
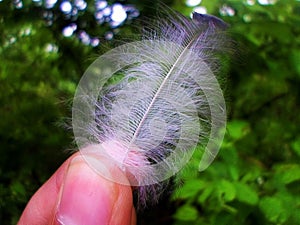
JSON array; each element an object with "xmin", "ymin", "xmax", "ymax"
[
  {"xmin": 18, "ymin": 152, "xmax": 136, "ymax": 225},
  {"xmin": 56, "ymin": 154, "xmax": 135, "ymax": 225}
]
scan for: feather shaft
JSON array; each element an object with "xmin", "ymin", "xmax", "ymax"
[{"xmin": 72, "ymin": 7, "xmax": 230, "ymax": 208}]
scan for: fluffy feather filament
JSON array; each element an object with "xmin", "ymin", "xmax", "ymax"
[{"xmin": 72, "ymin": 9, "xmax": 229, "ymax": 207}]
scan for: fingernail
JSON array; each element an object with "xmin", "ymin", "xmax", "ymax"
[{"xmin": 56, "ymin": 156, "xmax": 113, "ymax": 225}]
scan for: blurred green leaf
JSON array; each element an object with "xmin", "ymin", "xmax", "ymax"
[
  {"xmin": 234, "ymin": 182, "xmax": 258, "ymax": 205},
  {"xmin": 173, "ymin": 204, "xmax": 198, "ymax": 221},
  {"xmin": 228, "ymin": 165, "xmax": 240, "ymax": 181},
  {"xmin": 274, "ymin": 164, "xmax": 300, "ymax": 185},
  {"xmin": 259, "ymin": 197, "xmax": 288, "ymax": 224},
  {"xmin": 291, "ymin": 138, "xmax": 300, "ymax": 157},
  {"xmin": 197, "ymin": 185, "xmax": 214, "ymax": 204},
  {"xmin": 226, "ymin": 120, "xmax": 250, "ymax": 140},
  {"xmin": 10, "ymin": 181, "xmax": 26, "ymax": 200},
  {"xmin": 175, "ymin": 180, "xmax": 206, "ymax": 199},
  {"xmin": 218, "ymin": 180, "xmax": 236, "ymax": 202}
]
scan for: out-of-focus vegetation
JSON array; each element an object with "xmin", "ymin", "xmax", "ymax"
[
  {"xmin": 172, "ymin": 1, "xmax": 300, "ymax": 225},
  {"xmin": 0, "ymin": 0, "xmax": 299, "ymax": 224}
]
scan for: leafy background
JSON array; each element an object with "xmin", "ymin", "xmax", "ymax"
[{"xmin": 0, "ymin": 0, "xmax": 300, "ymax": 224}]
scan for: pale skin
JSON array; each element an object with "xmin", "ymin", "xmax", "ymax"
[{"xmin": 18, "ymin": 152, "xmax": 136, "ymax": 225}]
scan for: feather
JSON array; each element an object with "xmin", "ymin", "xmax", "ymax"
[{"xmin": 72, "ymin": 8, "xmax": 229, "ymax": 207}]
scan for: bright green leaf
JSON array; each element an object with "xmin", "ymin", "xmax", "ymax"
[
  {"xmin": 226, "ymin": 120, "xmax": 250, "ymax": 140},
  {"xmin": 234, "ymin": 182, "xmax": 259, "ymax": 205},
  {"xmin": 228, "ymin": 165, "xmax": 240, "ymax": 181},
  {"xmin": 173, "ymin": 204, "xmax": 199, "ymax": 221},
  {"xmin": 175, "ymin": 180, "xmax": 206, "ymax": 199},
  {"xmin": 198, "ymin": 185, "xmax": 214, "ymax": 204},
  {"xmin": 259, "ymin": 197, "xmax": 288, "ymax": 224},
  {"xmin": 219, "ymin": 180, "xmax": 236, "ymax": 202},
  {"xmin": 274, "ymin": 164, "xmax": 300, "ymax": 184}
]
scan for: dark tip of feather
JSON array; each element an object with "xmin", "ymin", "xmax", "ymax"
[{"xmin": 192, "ymin": 12, "xmax": 229, "ymax": 30}]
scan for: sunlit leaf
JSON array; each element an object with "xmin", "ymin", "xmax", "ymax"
[
  {"xmin": 234, "ymin": 182, "xmax": 258, "ymax": 205},
  {"xmin": 173, "ymin": 204, "xmax": 198, "ymax": 221},
  {"xmin": 175, "ymin": 180, "xmax": 206, "ymax": 199},
  {"xmin": 198, "ymin": 185, "xmax": 214, "ymax": 204},
  {"xmin": 274, "ymin": 164, "xmax": 300, "ymax": 185},
  {"xmin": 218, "ymin": 179, "xmax": 236, "ymax": 202},
  {"xmin": 226, "ymin": 120, "xmax": 250, "ymax": 140},
  {"xmin": 259, "ymin": 197, "xmax": 288, "ymax": 224}
]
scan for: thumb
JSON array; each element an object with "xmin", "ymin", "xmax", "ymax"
[
  {"xmin": 56, "ymin": 154, "xmax": 135, "ymax": 225},
  {"xmin": 18, "ymin": 152, "xmax": 136, "ymax": 225}
]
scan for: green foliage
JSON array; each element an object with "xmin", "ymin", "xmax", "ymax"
[
  {"xmin": 0, "ymin": 10, "xmax": 92, "ymax": 225},
  {"xmin": 173, "ymin": 120, "xmax": 300, "ymax": 225},
  {"xmin": 171, "ymin": 0, "xmax": 300, "ymax": 224},
  {"xmin": 1, "ymin": 0, "xmax": 300, "ymax": 224},
  {"xmin": 174, "ymin": 204, "xmax": 199, "ymax": 221}
]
